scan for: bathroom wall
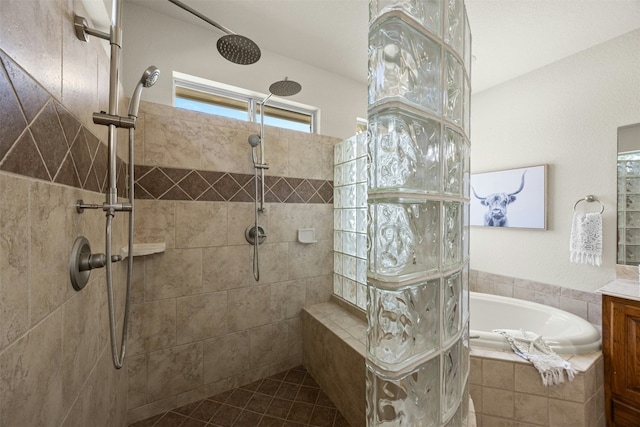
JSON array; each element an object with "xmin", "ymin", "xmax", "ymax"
[
  {"xmin": 125, "ymin": 100, "xmax": 338, "ymax": 423},
  {"xmin": 0, "ymin": 0, "xmax": 130, "ymax": 425},
  {"xmin": 122, "ymin": 1, "xmax": 367, "ymax": 140},
  {"xmin": 470, "ymin": 29, "xmax": 640, "ymax": 293}
]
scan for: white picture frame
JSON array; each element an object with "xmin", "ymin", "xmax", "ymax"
[{"xmin": 470, "ymin": 164, "xmax": 547, "ymax": 229}]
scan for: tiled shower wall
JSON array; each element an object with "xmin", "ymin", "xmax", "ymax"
[
  {"xmin": 0, "ymin": 0, "xmax": 130, "ymax": 425},
  {"xmin": 126, "ymin": 101, "xmax": 339, "ymax": 423}
]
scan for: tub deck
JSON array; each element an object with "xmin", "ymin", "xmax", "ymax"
[
  {"xmin": 303, "ymin": 299, "xmax": 477, "ymax": 427},
  {"xmin": 303, "ymin": 299, "xmax": 602, "ymax": 427}
]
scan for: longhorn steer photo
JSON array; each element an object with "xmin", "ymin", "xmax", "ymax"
[{"xmin": 472, "ymin": 171, "xmax": 527, "ymax": 227}]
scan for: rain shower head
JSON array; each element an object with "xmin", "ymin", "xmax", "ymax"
[
  {"xmin": 269, "ymin": 77, "xmax": 302, "ymax": 97},
  {"xmin": 169, "ymin": 0, "xmax": 261, "ymax": 65},
  {"xmin": 128, "ymin": 66, "xmax": 160, "ymax": 118},
  {"xmin": 248, "ymin": 134, "xmax": 261, "ymax": 147}
]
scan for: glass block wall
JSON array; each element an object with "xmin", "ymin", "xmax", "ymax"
[
  {"xmin": 333, "ymin": 132, "xmax": 369, "ymax": 309},
  {"xmin": 366, "ymin": 0, "xmax": 472, "ymax": 425}
]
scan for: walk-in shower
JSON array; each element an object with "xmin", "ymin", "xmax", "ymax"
[
  {"xmin": 68, "ymin": 0, "xmax": 258, "ymax": 370},
  {"xmin": 246, "ymin": 77, "xmax": 302, "ymax": 281},
  {"xmin": 168, "ymin": 0, "xmax": 261, "ymax": 65}
]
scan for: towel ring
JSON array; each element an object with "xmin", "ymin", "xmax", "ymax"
[{"xmin": 573, "ymin": 195, "xmax": 604, "ymax": 214}]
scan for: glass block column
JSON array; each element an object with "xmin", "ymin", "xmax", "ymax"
[{"xmin": 366, "ymin": 0, "xmax": 472, "ymax": 426}]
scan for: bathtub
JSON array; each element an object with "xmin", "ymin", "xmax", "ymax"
[{"xmin": 469, "ymin": 291, "xmax": 601, "ymax": 354}]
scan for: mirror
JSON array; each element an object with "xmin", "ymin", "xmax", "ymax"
[{"xmin": 617, "ymin": 123, "xmax": 640, "ymax": 265}]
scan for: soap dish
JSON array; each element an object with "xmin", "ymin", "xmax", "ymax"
[{"xmin": 297, "ymin": 228, "xmax": 317, "ymax": 244}]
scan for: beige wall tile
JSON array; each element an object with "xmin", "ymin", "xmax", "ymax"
[
  {"xmin": 470, "ymin": 384, "xmax": 483, "ymax": 416},
  {"xmin": 203, "ymin": 245, "xmax": 251, "ymax": 291},
  {"xmin": 147, "ymin": 342, "xmax": 203, "ymax": 402},
  {"xmin": 227, "ymin": 285, "xmax": 274, "ymax": 331},
  {"xmin": 126, "ymin": 396, "xmax": 177, "ymax": 426},
  {"xmin": 203, "ymin": 331, "xmax": 251, "ymax": 384},
  {"xmin": 249, "ymin": 242, "xmax": 289, "ymax": 284},
  {"xmin": 249, "ymin": 322, "xmax": 289, "ymax": 369},
  {"xmin": 176, "ymin": 292, "xmax": 227, "ymax": 345},
  {"xmin": 271, "ymin": 280, "xmax": 306, "ymax": 321},
  {"xmin": 0, "ymin": 0, "xmax": 62, "ymax": 98},
  {"xmin": 288, "ymin": 137, "xmax": 326, "ymax": 180},
  {"xmin": 0, "ymin": 309, "xmax": 63, "ymax": 427},
  {"xmin": 175, "ymin": 201, "xmax": 227, "ymax": 248},
  {"xmin": 61, "ymin": 2, "xmax": 100, "ymax": 132},
  {"xmin": 201, "ymin": 122, "xmax": 254, "ymax": 175},
  {"xmin": 134, "ymin": 200, "xmax": 176, "ymax": 249},
  {"xmin": 482, "ymin": 388, "xmax": 514, "ymax": 419},
  {"xmin": 286, "ymin": 316, "xmax": 303, "ymax": 359},
  {"xmin": 470, "ymin": 357, "xmax": 482, "ymax": 385},
  {"xmin": 261, "ymin": 130, "xmax": 290, "ymax": 178},
  {"xmin": 144, "ymin": 249, "xmax": 202, "ymax": 300},
  {"xmin": 29, "ymin": 182, "xmax": 80, "ymax": 324},
  {"xmin": 0, "ymin": 175, "xmax": 30, "ymax": 351},
  {"xmin": 62, "ymin": 280, "xmax": 108, "ymax": 413},
  {"xmin": 269, "ymin": 204, "xmax": 333, "ymax": 243},
  {"xmin": 548, "ymin": 371, "xmax": 586, "ymax": 403},
  {"xmin": 481, "ymin": 415, "xmax": 514, "ymax": 427},
  {"xmin": 227, "ymin": 202, "xmax": 264, "ymax": 246},
  {"xmin": 548, "ymin": 399, "xmax": 585, "ymax": 426},
  {"xmin": 514, "ymin": 393, "xmax": 548, "ymax": 425},
  {"xmin": 128, "ymin": 299, "xmax": 177, "ymax": 356},
  {"xmin": 288, "ymin": 239, "xmax": 333, "ymax": 280},
  {"xmin": 127, "ymin": 355, "xmax": 147, "ymax": 409},
  {"xmin": 304, "ymin": 274, "xmax": 333, "ymax": 306},
  {"xmin": 514, "ymin": 364, "xmax": 548, "ymax": 397},
  {"xmin": 144, "ymin": 113, "xmax": 202, "ymax": 169}
]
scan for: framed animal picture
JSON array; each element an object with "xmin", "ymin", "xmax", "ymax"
[{"xmin": 470, "ymin": 164, "xmax": 547, "ymax": 229}]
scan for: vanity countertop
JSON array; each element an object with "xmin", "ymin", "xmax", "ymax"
[{"xmin": 597, "ymin": 279, "xmax": 640, "ymax": 302}]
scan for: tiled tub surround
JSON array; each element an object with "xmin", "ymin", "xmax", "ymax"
[
  {"xmin": 127, "ymin": 101, "xmax": 340, "ymax": 424},
  {"xmin": 470, "ymin": 270, "xmax": 603, "ymax": 329},
  {"xmin": 0, "ymin": 5, "xmax": 130, "ymax": 424},
  {"xmin": 303, "ymin": 300, "xmax": 601, "ymax": 427},
  {"xmin": 303, "ymin": 301, "xmax": 477, "ymax": 427}
]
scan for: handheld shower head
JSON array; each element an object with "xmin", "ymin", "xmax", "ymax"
[
  {"xmin": 128, "ymin": 66, "xmax": 160, "ymax": 118},
  {"xmin": 248, "ymin": 134, "xmax": 261, "ymax": 147}
]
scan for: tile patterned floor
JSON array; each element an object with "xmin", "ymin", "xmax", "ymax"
[{"xmin": 129, "ymin": 365, "xmax": 352, "ymax": 427}]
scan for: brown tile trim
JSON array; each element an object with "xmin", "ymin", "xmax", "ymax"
[
  {"xmin": 134, "ymin": 166, "xmax": 333, "ymax": 204},
  {"xmin": 0, "ymin": 48, "xmax": 333, "ymax": 205}
]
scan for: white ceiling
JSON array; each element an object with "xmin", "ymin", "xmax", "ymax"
[{"xmin": 127, "ymin": 0, "xmax": 640, "ymax": 93}]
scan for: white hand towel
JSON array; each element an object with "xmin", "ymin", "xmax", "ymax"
[{"xmin": 569, "ymin": 211, "xmax": 602, "ymax": 266}]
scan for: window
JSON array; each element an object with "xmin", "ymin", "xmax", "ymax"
[{"xmin": 173, "ymin": 72, "xmax": 318, "ymax": 133}]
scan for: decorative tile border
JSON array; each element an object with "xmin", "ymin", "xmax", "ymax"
[
  {"xmin": 0, "ymin": 49, "xmax": 127, "ymax": 196},
  {"xmin": 134, "ymin": 165, "xmax": 333, "ymax": 203},
  {"xmin": 0, "ymin": 48, "xmax": 333, "ymax": 205}
]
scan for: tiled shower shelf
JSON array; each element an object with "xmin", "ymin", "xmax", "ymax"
[{"xmin": 121, "ymin": 242, "xmax": 166, "ymax": 258}]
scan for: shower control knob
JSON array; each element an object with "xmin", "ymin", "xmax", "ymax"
[{"xmin": 111, "ymin": 255, "xmax": 123, "ymax": 263}]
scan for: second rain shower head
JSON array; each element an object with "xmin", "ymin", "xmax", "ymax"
[
  {"xmin": 128, "ymin": 66, "xmax": 160, "ymax": 118},
  {"xmin": 268, "ymin": 77, "xmax": 302, "ymax": 97},
  {"xmin": 168, "ymin": 0, "xmax": 261, "ymax": 65}
]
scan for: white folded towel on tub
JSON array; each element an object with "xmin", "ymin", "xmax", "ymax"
[{"xmin": 493, "ymin": 329, "xmax": 576, "ymax": 386}]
